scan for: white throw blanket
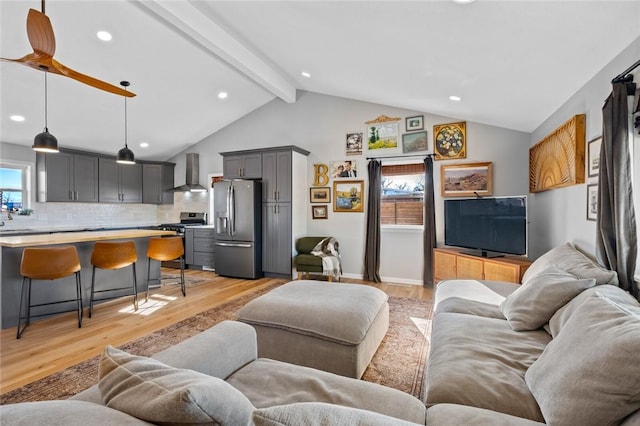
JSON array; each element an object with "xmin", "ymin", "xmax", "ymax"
[{"xmin": 310, "ymin": 237, "xmax": 342, "ymax": 281}]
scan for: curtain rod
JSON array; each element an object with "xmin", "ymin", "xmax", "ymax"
[
  {"xmin": 366, "ymin": 153, "xmax": 433, "ymax": 161},
  {"xmin": 612, "ymin": 59, "xmax": 640, "ymax": 83}
]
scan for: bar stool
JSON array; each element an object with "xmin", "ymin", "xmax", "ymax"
[
  {"xmin": 18, "ymin": 245, "xmax": 83, "ymax": 339},
  {"xmin": 146, "ymin": 236, "xmax": 186, "ymax": 300},
  {"xmin": 89, "ymin": 241, "xmax": 138, "ymax": 318}
]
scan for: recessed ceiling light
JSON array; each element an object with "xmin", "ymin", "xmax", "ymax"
[
  {"xmin": 449, "ymin": 95, "xmax": 462, "ymax": 102},
  {"xmin": 452, "ymin": 0, "xmax": 475, "ymax": 4},
  {"xmin": 97, "ymin": 31, "xmax": 112, "ymax": 41},
  {"xmin": 10, "ymin": 115, "xmax": 25, "ymax": 122},
  {"xmin": 218, "ymin": 91, "xmax": 228, "ymax": 99},
  {"xmin": 139, "ymin": 142, "xmax": 149, "ymax": 148},
  {"xmin": 301, "ymin": 71, "xmax": 311, "ymax": 78}
]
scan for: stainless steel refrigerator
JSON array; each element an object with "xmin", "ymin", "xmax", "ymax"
[{"xmin": 213, "ymin": 180, "xmax": 263, "ymax": 279}]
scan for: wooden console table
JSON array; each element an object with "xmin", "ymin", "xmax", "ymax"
[{"xmin": 434, "ymin": 247, "xmax": 532, "ymax": 284}]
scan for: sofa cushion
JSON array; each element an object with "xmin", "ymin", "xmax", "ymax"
[
  {"xmin": 98, "ymin": 346, "xmax": 255, "ymax": 426},
  {"xmin": 525, "ymin": 292, "xmax": 640, "ymax": 425},
  {"xmin": 522, "ymin": 242, "xmax": 618, "ymax": 285},
  {"xmin": 435, "ymin": 296, "xmax": 505, "ymax": 319},
  {"xmin": 227, "ymin": 358, "xmax": 427, "ymax": 424},
  {"xmin": 0, "ymin": 400, "xmax": 153, "ymax": 425},
  {"xmin": 499, "ymin": 267, "xmax": 595, "ymax": 331},
  {"xmin": 252, "ymin": 402, "xmax": 423, "ymax": 426},
  {"xmin": 426, "ymin": 403, "xmax": 546, "ymax": 426},
  {"xmin": 424, "ymin": 312, "xmax": 549, "ymax": 422},
  {"xmin": 547, "ymin": 284, "xmax": 640, "ymax": 338},
  {"xmin": 435, "ymin": 279, "xmax": 511, "ymax": 309}
]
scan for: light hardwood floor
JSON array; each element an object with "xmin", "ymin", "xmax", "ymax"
[{"xmin": 0, "ymin": 269, "xmax": 433, "ymax": 394}]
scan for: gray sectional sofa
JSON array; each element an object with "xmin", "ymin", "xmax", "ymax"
[{"xmin": 425, "ymin": 242, "xmax": 640, "ymax": 425}]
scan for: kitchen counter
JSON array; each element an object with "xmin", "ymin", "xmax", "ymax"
[{"xmin": 0, "ymin": 229, "xmax": 175, "ymax": 248}]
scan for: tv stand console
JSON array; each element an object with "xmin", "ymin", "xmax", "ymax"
[{"xmin": 434, "ymin": 247, "xmax": 532, "ymax": 284}]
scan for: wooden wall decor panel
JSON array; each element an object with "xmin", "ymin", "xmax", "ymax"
[{"xmin": 529, "ymin": 114, "xmax": 586, "ymax": 193}]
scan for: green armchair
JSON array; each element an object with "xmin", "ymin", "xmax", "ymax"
[{"xmin": 294, "ymin": 236, "xmax": 338, "ymax": 281}]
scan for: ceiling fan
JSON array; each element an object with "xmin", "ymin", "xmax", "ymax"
[{"xmin": 0, "ymin": 0, "xmax": 135, "ymax": 98}]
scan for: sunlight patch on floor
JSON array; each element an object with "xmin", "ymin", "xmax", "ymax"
[
  {"xmin": 118, "ymin": 294, "xmax": 178, "ymax": 316},
  {"xmin": 410, "ymin": 317, "xmax": 432, "ymax": 340}
]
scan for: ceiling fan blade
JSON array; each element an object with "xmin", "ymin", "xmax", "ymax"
[
  {"xmin": 51, "ymin": 59, "xmax": 136, "ymax": 97},
  {"xmin": 26, "ymin": 8, "xmax": 56, "ymax": 57}
]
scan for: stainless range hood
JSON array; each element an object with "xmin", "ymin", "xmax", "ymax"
[{"xmin": 173, "ymin": 153, "xmax": 208, "ymax": 192}]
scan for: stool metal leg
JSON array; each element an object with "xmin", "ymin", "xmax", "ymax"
[
  {"xmin": 89, "ymin": 266, "xmax": 97, "ymax": 318},
  {"xmin": 132, "ymin": 263, "xmax": 138, "ymax": 310},
  {"xmin": 76, "ymin": 271, "xmax": 83, "ymax": 328},
  {"xmin": 16, "ymin": 277, "xmax": 30, "ymax": 339},
  {"xmin": 179, "ymin": 256, "xmax": 186, "ymax": 297},
  {"xmin": 146, "ymin": 257, "xmax": 151, "ymax": 302}
]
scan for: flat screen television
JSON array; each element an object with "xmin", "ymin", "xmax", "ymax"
[{"xmin": 444, "ymin": 196, "xmax": 527, "ymax": 257}]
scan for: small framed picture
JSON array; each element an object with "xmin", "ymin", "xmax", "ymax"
[
  {"xmin": 441, "ymin": 162, "xmax": 492, "ymax": 197},
  {"xmin": 434, "ymin": 121, "xmax": 467, "ymax": 160},
  {"xmin": 312, "ymin": 205, "xmax": 328, "ymax": 219},
  {"xmin": 587, "ymin": 136, "xmax": 602, "ymax": 178},
  {"xmin": 310, "ymin": 187, "xmax": 331, "ymax": 203},
  {"xmin": 402, "ymin": 131, "xmax": 428, "ymax": 153},
  {"xmin": 333, "ymin": 180, "xmax": 364, "ymax": 212},
  {"xmin": 586, "ymin": 184, "xmax": 598, "ymax": 221},
  {"xmin": 346, "ymin": 132, "xmax": 363, "ymax": 156},
  {"xmin": 406, "ymin": 115, "xmax": 424, "ymax": 131},
  {"xmin": 330, "ymin": 160, "xmax": 358, "ymax": 179}
]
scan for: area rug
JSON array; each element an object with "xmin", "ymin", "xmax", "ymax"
[
  {"xmin": 0, "ymin": 290, "xmax": 432, "ymax": 404},
  {"xmin": 160, "ymin": 274, "xmax": 209, "ymax": 287}
]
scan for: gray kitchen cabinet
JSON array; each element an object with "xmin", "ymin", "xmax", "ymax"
[
  {"xmin": 262, "ymin": 150, "xmax": 292, "ymax": 203},
  {"xmin": 185, "ymin": 227, "xmax": 215, "ymax": 269},
  {"xmin": 142, "ymin": 162, "xmax": 175, "ymax": 204},
  {"xmin": 36, "ymin": 151, "xmax": 99, "ymax": 202},
  {"xmin": 262, "ymin": 203, "xmax": 292, "ymax": 275},
  {"xmin": 98, "ymin": 158, "xmax": 142, "ymax": 203},
  {"xmin": 223, "ymin": 153, "xmax": 262, "ymax": 179}
]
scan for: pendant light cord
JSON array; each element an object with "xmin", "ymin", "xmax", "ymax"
[
  {"xmin": 43, "ymin": 72, "xmax": 48, "ymax": 132},
  {"xmin": 124, "ymin": 87, "xmax": 128, "ymax": 148}
]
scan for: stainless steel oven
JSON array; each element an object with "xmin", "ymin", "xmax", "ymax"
[{"xmin": 155, "ymin": 212, "xmax": 206, "ymax": 268}]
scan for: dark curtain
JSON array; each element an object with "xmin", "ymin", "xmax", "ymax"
[
  {"xmin": 363, "ymin": 160, "xmax": 382, "ymax": 282},
  {"xmin": 423, "ymin": 156, "xmax": 436, "ymax": 287},
  {"xmin": 596, "ymin": 81, "xmax": 639, "ymax": 299}
]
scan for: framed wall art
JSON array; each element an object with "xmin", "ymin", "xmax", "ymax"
[
  {"xmin": 333, "ymin": 180, "xmax": 364, "ymax": 212},
  {"xmin": 330, "ymin": 160, "xmax": 358, "ymax": 178},
  {"xmin": 365, "ymin": 115, "xmax": 400, "ymax": 151},
  {"xmin": 310, "ymin": 187, "xmax": 331, "ymax": 203},
  {"xmin": 441, "ymin": 162, "xmax": 493, "ymax": 197},
  {"xmin": 312, "ymin": 205, "xmax": 328, "ymax": 219},
  {"xmin": 346, "ymin": 132, "xmax": 363, "ymax": 155},
  {"xmin": 402, "ymin": 131, "xmax": 428, "ymax": 153},
  {"xmin": 406, "ymin": 115, "xmax": 424, "ymax": 131},
  {"xmin": 433, "ymin": 121, "xmax": 466, "ymax": 160},
  {"xmin": 586, "ymin": 183, "xmax": 598, "ymax": 221},
  {"xmin": 587, "ymin": 136, "xmax": 602, "ymax": 178}
]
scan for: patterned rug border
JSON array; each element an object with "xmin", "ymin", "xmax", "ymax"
[{"xmin": 1, "ymin": 288, "xmax": 432, "ymax": 404}]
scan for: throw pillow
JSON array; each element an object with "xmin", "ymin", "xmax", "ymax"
[
  {"xmin": 98, "ymin": 346, "xmax": 255, "ymax": 426},
  {"xmin": 499, "ymin": 267, "xmax": 595, "ymax": 331},
  {"xmin": 525, "ymin": 292, "xmax": 640, "ymax": 425},
  {"xmin": 521, "ymin": 242, "xmax": 618, "ymax": 286},
  {"xmin": 252, "ymin": 402, "xmax": 423, "ymax": 426}
]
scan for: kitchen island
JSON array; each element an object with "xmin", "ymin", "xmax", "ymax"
[{"xmin": 0, "ymin": 229, "xmax": 176, "ymax": 329}]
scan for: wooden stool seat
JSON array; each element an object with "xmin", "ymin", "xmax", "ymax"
[
  {"xmin": 89, "ymin": 241, "xmax": 138, "ymax": 317},
  {"xmin": 18, "ymin": 245, "xmax": 83, "ymax": 339},
  {"xmin": 146, "ymin": 236, "xmax": 186, "ymax": 299}
]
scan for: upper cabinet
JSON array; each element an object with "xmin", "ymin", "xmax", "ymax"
[
  {"xmin": 142, "ymin": 163, "xmax": 175, "ymax": 204},
  {"xmin": 36, "ymin": 151, "xmax": 99, "ymax": 202},
  {"xmin": 98, "ymin": 158, "xmax": 142, "ymax": 203},
  {"xmin": 223, "ymin": 153, "xmax": 262, "ymax": 179},
  {"xmin": 262, "ymin": 151, "xmax": 292, "ymax": 203}
]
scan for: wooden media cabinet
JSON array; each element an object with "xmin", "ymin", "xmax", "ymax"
[{"xmin": 433, "ymin": 247, "xmax": 532, "ymax": 284}]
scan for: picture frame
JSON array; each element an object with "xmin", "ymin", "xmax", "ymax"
[
  {"xmin": 441, "ymin": 162, "xmax": 493, "ymax": 197},
  {"xmin": 310, "ymin": 187, "xmax": 331, "ymax": 203},
  {"xmin": 402, "ymin": 131, "xmax": 428, "ymax": 154},
  {"xmin": 333, "ymin": 180, "xmax": 364, "ymax": 212},
  {"xmin": 366, "ymin": 115, "xmax": 400, "ymax": 151},
  {"xmin": 586, "ymin": 183, "xmax": 598, "ymax": 221},
  {"xmin": 406, "ymin": 115, "xmax": 424, "ymax": 131},
  {"xmin": 312, "ymin": 205, "xmax": 328, "ymax": 219},
  {"xmin": 330, "ymin": 160, "xmax": 358, "ymax": 179},
  {"xmin": 346, "ymin": 132, "xmax": 363, "ymax": 156},
  {"xmin": 433, "ymin": 121, "xmax": 467, "ymax": 160},
  {"xmin": 587, "ymin": 136, "xmax": 602, "ymax": 178}
]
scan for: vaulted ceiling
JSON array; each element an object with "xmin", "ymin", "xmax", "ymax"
[{"xmin": 1, "ymin": 0, "xmax": 639, "ymax": 161}]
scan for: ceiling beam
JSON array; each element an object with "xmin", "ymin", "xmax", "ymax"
[{"xmin": 133, "ymin": 0, "xmax": 296, "ymax": 103}]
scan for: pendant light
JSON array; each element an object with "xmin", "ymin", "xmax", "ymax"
[
  {"xmin": 32, "ymin": 72, "xmax": 59, "ymax": 153},
  {"xmin": 116, "ymin": 81, "xmax": 135, "ymax": 164}
]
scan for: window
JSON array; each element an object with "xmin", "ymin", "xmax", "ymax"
[
  {"xmin": 381, "ymin": 163, "xmax": 425, "ymax": 226},
  {"xmin": 0, "ymin": 163, "xmax": 29, "ymax": 212}
]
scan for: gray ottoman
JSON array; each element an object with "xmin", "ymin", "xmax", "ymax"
[{"xmin": 236, "ymin": 280, "xmax": 389, "ymax": 379}]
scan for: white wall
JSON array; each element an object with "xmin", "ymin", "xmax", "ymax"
[
  {"xmin": 529, "ymin": 36, "xmax": 640, "ymax": 259},
  {"xmin": 170, "ymin": 91, "xmax": 530, "ymax": 283}
]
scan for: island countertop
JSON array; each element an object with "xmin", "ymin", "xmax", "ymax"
[{"xmin": 0, "ymin": 229, "xmax": 176, "ymax": 248}]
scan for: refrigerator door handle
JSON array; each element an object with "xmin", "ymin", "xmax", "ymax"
[
  {"xmin": 226, "ymin": 184, "xmax": 232, "ymax": 236},
  {"xmin": 215, "ymin": 242, "xmax": 252, "ymax": 248},
  {"xmin": 230, "ymin": 184, "xmax": 236, "ymax": 236}
]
